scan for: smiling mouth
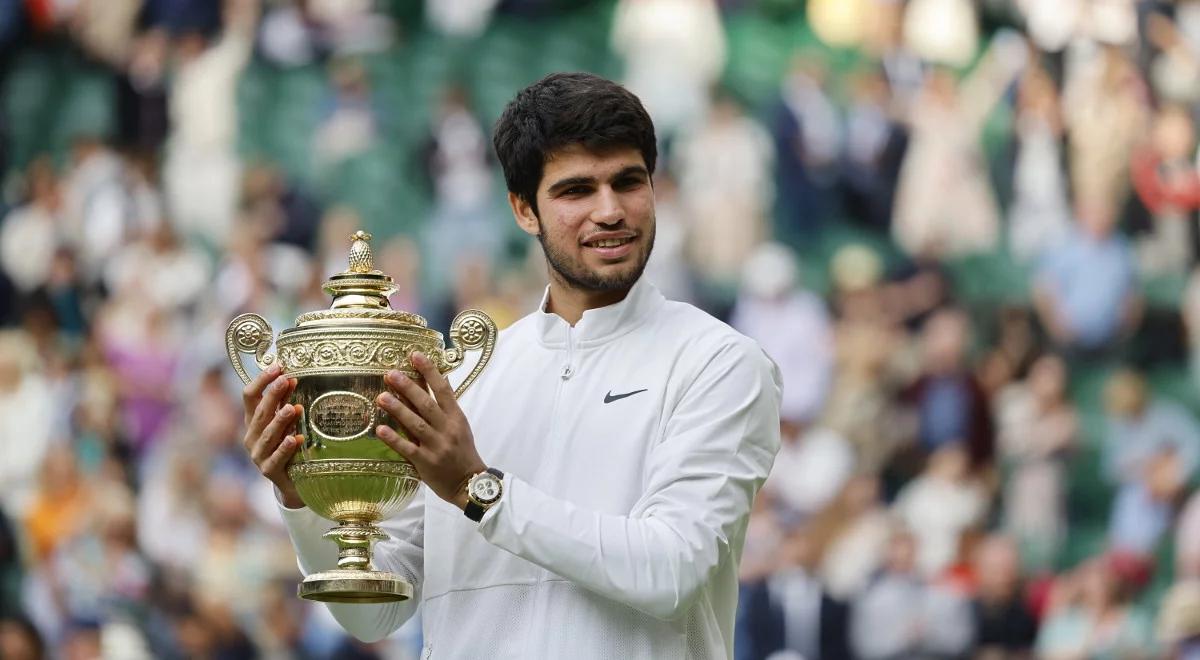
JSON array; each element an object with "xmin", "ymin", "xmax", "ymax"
[{"xmin": 582, "ymin": 236, "xmax": 635, "ymax": 248}]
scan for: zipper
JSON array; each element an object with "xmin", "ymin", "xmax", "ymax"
[
  {"xmin": 526, "ymin": 325, "xmax": 574, "ymax": 658},
  {"xmin": 561, "ymin": 325, "xmax": 575, "ymax": 379}
]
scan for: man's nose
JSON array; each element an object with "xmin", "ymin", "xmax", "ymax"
[{"xmin": 591, "ymin": 188, "xmax": 625, "ymax": 226}]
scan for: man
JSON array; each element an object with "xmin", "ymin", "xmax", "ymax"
[
  {"xmin": 1032, "ymin": 201, "xmax": 1141, "ymax": 353},
  {"xmin": 240, "ymin": 72, "xmax": 782, "ymax": 658}
]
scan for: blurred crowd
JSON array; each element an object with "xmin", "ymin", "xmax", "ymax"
[{"xmin": 5, "ymin": 0, "xmax": 1200, "ymax": 658}]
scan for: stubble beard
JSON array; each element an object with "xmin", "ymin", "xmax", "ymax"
[{"xmin": 536, "ymin": 217, "xmax": 656, "ymax": 294}]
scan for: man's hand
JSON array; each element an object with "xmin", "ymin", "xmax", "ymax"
[
  {"xmin": 241, "ymin": 362, "xmax": 304, "ymax": 509},
  {"xmin": 375, "ymin": 352, "xmax": 486, "ymax": 510}
]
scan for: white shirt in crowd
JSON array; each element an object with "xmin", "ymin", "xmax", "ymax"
[{"xmin": 279, "ymin": 279, "xmax": 782, "ymax": 659}]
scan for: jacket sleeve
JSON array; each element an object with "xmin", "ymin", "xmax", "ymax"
[
  {"xmin": 477, "ymin": 338, "xmax": 782, "ymax": 620},
  {"xmin": 278, "ymin": 487, "xmax": 425, "ymax": 642}
]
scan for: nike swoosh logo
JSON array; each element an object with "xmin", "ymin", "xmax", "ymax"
[{"xmin": 604, "ymin": 389, "xmax": 648, "ymax": 404}]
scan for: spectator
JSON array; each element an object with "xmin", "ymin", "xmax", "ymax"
[
  {"xmin": 1008, "ymin": 65, "xmax": 1073, "ymax": 262},
  {"xmin": 312, "ymin": 57, "xmax": 380, "ymax": 169},
  {"xmin": 420, "ymin": 85, "xmax": 505, "ymax": 304},
  {"xmin": 812, "ymin": 475, "xmax": 894, "ymax": 601},
  {"xmin": 1130, "ymin": 105, "xmax": 1200, "ymax": 275},
  {"xmin": 732, "ymin": 242, "xmax": 834, "ymax": 427},
  {"xmin": 642, "ymin": 173, "xmax": 696, "ymax": 304},
  {"xmin": 162, "ymin": 0, "xmax": 258, "ymax": 247},
  {"xmin": 674, "ymin": 90, "xmax": 775, "ymax": 297},
  {"xmin": 840, "ymin": 66, "xmax": 907, "ymax": 233},
  {"xmin": 761, "ymin": 529, "xmax": 854, "ymax": 660},
  {"xmin": 970, "ymin": 535, "xmax": 1040, "ymax": 657},
  {"xmin": 762, "ymin": 422, "xmax": 854, "ymax": 527},
  {"xmin": 1103, "ymin": 369, "xmax": 1200, "ymax": 555},
  {"xmin": 850, "ymin": 528, "xmax": 976, "ymax": 658},
  {"xmin": 823, "ymin": 245, "xmax": 912, "ymax": 474},
  {"xmin": 895, "ymin": 307, "xmax": 995, "ymax": 478},
  {"xmin": 893, "ymin": 444, "xmax": 989, "ymax": 577},
  {"xmin": 735, "ymin": 495, "xmax": 786, "ymax": 660},
  {"xmin": 1033, "ymin": 201, "xmax": 1142, "ymax": 353},
  {"xmin": 1037, "ymin": 556, "xmax": 1156, "ymax": 659},
  {"xmin": 0, "ymin": 158, "xmax": 63, "ymax": 295},
  {"xmin": 60, "ymin": 137, "xmax": 133, "ymax": 283},
  {"xmin": 115, "ymin": 30, "xmax": 171, "ymax": 153},
  {"xmin": 239, "ymin": 162, "xmax": 323, "ymax": 251},
  {"xmin": 891, "ymin": 31, "xmax": 1026, "ymax": 259},
  {"xmin": 257, "ymin": 0, "xmax": 333, "ymax": 68},
  {"xmin": 611, "ymin": 0, "xmax": 726, "ymax": 138},
  {"xmin": 22, "ymin": 446, "xmax": 91, "ymax": 563},
  {"xmin": 1062, "ymin": 44, "xmax": 1148, "ymax": 222},
  {"xmin": 995, "ymin": 354, "xmax": 1078, "ymax": 571},
  {"xmin": 0, "ymin": 331, "xmax": 55, "ymax": 519},
  {"xmin": 771, "ymin": 57, "xmax": 843, "ymax": 238}
]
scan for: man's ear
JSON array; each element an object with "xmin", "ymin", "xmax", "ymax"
[{"xmin": 508, "ymin": 192, "xmax": 540, "ymax": 237}]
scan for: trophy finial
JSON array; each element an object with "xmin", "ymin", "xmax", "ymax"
[{"xmin": 348, "ymin": 231, "xmax": 374, "ymax": 273}]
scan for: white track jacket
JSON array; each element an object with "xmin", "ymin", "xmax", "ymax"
[{"xmin": 279, "ymin": 279, "xmax": 782, "ymax": 659}]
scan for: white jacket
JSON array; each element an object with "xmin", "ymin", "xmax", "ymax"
[{"xmin": 280, "ymin": 279, "xmax": 782, "ymax": 659}]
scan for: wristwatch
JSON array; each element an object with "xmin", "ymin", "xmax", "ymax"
[{"xmin": 464, "ymin": 467, "xmax": 505, "ymax": 522}]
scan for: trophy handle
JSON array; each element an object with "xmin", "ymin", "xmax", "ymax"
[
  {"xmin": 226, "ymin": 313, "xmax": 279, "ymax": 385},
  {"xmin": 443, "ymin": 309, "xmax": 498, "ymax": 399}
]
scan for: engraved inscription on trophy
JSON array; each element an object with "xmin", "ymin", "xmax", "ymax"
[{"xmin": 309, "ymin": 391, "xmax": 377, "ymax": 441}]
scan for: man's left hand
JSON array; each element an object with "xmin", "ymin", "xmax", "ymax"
[{"xmin": 376, "ymin": 352, "xmax": 487, "ymax": 510}]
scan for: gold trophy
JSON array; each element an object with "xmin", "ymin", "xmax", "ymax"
[{"xmin": 225, "ymin": 231, "xmax": 497, "ymax": 603}]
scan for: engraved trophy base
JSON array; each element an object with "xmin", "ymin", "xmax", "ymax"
[{"xmin": 299, "ymin": 570, "xmax": 414, "ymax": 603}]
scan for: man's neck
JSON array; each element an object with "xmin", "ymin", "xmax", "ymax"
[{"xmin": 544, "ymin": 277, "xmax": 633, "ymax": 326}]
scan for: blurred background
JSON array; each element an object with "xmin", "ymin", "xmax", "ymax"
[{"xmin": 4, "ymin": 0, "xmax": 1200, "ymax": 658}]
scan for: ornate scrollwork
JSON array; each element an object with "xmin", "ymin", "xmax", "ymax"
[
  {"xmin": 295, "ymin": 308, "xmax": 427, "ymax": 327},
  {"xmin": 444, "ymin": 309, "xmax": 498, "ymax": 399},
  {"xmin": 289, "ymin": 460, "xmax": 419, "ymax": 479},
  {"xmin": 225, "ymin": 313, "xmax": 278, "ymax": 385},
  {"xmin": 278, "ymin": 337, "xmax": 421, "ymax": 375}
]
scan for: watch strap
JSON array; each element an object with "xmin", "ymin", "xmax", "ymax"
[{"xmin": 464, "ymin": 467, "xmax": 505, "ymax": 522}]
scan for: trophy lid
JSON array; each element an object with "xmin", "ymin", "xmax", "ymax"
[{"xmin": 293, "ymin": 230, "xmax": 428, "ymax": 328}]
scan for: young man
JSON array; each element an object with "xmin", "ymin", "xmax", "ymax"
[{"xmin": 241, "ymin": 72, "xmax": 782, "ymax": 659}]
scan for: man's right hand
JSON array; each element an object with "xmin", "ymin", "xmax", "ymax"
[{"xmin": 242, "ymin": 362, "xmax": 305, "ymax": 509}]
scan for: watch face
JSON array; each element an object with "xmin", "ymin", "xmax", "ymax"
[{"xmin": 470, "ymin": 474, "xmax": 502, "ymax": 504}]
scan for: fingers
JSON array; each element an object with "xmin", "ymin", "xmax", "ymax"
[
  {"xmin": 409, "ymin": 352, "xmax": 458, "ymax": 415},
  {"xmin": 242, "ymin": 362, "xmax": 282, "ymax": 423},
  {"xmin": 377, "ymin": 391, "xmax": 438, "ymax": 444},
  {"xmin": 246, "ymin": 375, "xmax": 297, "ymax": 441},
  {"xmin": 385, "ymin": 367, "xmax": 446, "ymax": 429},
  {"xmin": 376, "ymin": 423, "xmax": 425, "ymax": 464},
  {"xmin": 259, "ymin": 433, "xmax": 301, "ymax": 477},
  {"xmin": 251, "ymin": 402, "xmax": 299, "ymax": 463}
]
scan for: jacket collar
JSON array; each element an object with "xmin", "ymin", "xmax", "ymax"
[{"xmin": 533, "ymin": 277, "xmax": 664, "ymax": 348}]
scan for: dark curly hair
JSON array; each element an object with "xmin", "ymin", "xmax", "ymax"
[{"xmin": 492, "ymin": 72, "xmax": 657, "ymax": 215}]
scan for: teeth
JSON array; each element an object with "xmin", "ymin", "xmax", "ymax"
[{"xmin": 589, "ymin": 238, "xmax": 628, "ymax": 248}]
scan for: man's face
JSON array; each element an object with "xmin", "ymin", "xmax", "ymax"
[{"xmin": 511, "ymin": 144, "xmax": 655, "ymax": 294}]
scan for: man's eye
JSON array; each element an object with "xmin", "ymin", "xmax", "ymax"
[
  {"xmin": 563, "ymin": 186, "xmax": 590, "ymax": 196},
  {"xmin": 615, "ymin": 178, "xmax": 644, "ymax": 190}
]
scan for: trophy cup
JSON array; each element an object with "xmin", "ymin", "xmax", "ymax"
[{"xmin": 225, "ymin": 230, "xmax": 498, "ymax": 603}]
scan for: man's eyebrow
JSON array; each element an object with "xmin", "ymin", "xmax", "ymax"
[
  {"xmin": 611, "ymin": 165, "xmax": 650, "ymax": 181},
  {"xmin": 547, "ymin": 176, "xmax": 596, "ymax": 194}
]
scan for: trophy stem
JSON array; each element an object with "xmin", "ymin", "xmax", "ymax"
[
  {"xmin": 325, "ymin": 520, "xmax": 387, "ymax": 571},
  {"xmin": 298, "ymin": 520, "xmax": 413, "ymax": 603}
]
